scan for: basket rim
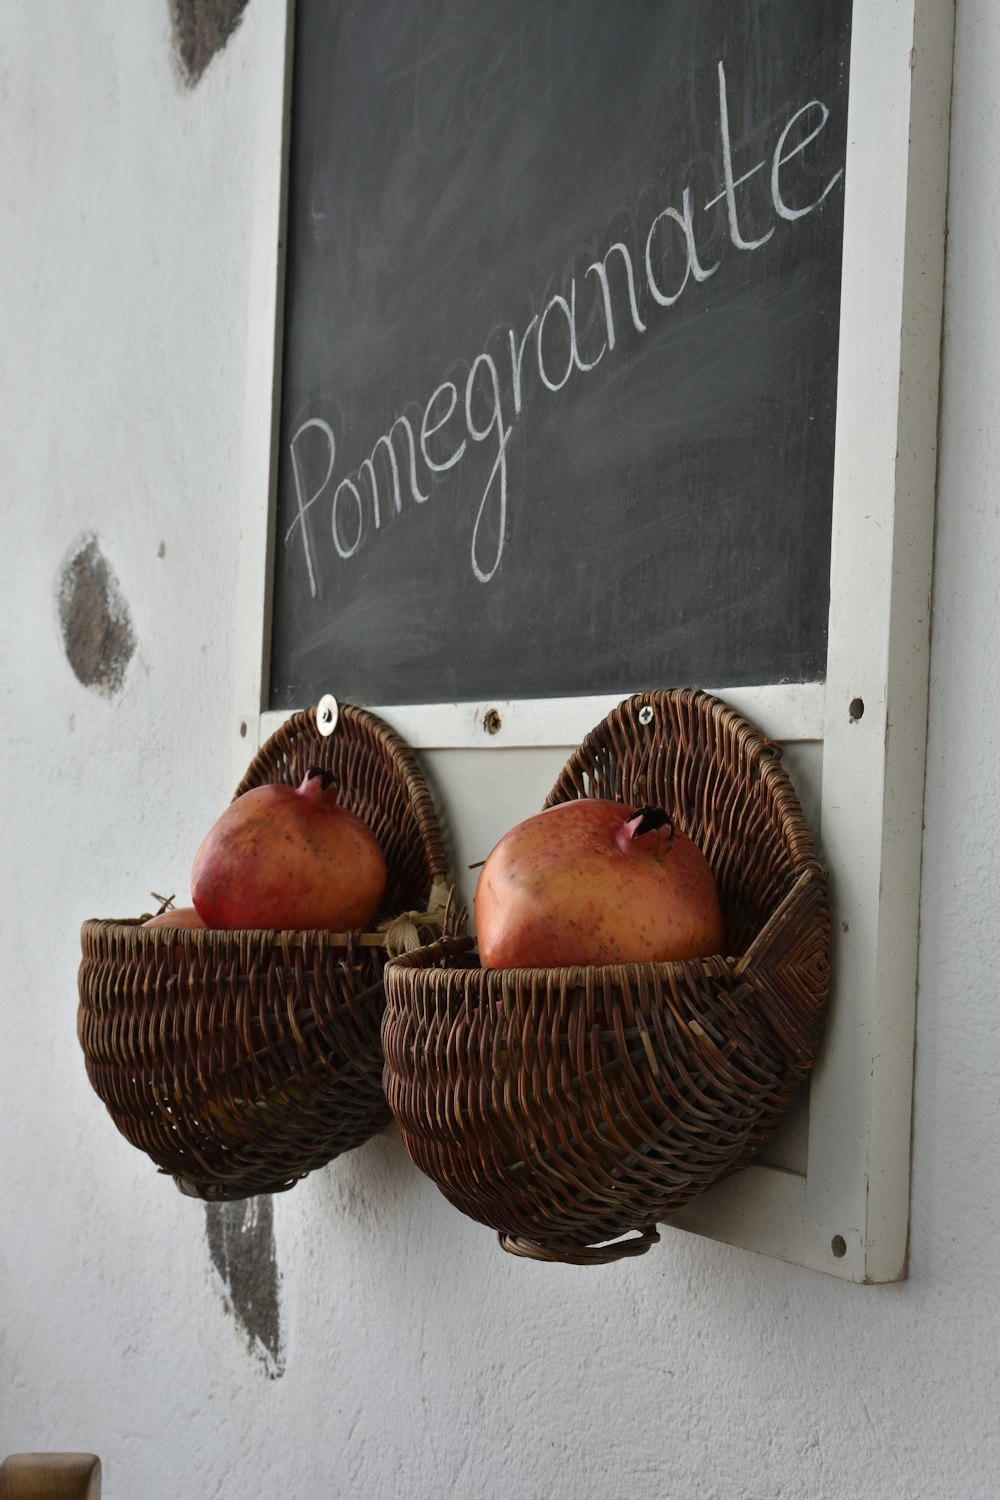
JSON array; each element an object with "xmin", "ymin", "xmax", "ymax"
[
  {"xmin": 384, "ymin": 929, "xmax": 735, "ymax": 980},
  {"xmin": 384, "ymin": 857, "xmax": 826, "ymax": 983},
  {"xmin": 80, "ymin": 885, "xmax": 455, "ymax": 952}
]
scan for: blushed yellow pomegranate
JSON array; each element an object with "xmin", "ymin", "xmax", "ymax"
[{"xmin": 142, "ymin": 906, "xmax": 207, "ymax": 930}]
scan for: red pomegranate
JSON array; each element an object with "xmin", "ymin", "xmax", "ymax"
[
  {"xmin": 474, "ymin": 799, "xmax": 724, "ymax": 968},
  {"xmin": 191, "ymin": 767, "xmax": 387, "ymax": 931}
]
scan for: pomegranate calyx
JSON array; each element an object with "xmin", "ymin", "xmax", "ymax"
[
  {"xmin": 304, "ymin": 765, "xmax": 336, "ymax": 792},
  {"xmin": 628, "ymin": 806, "xmax": 674, "ymax": 840},
  {"xmin": 613, "ymin": 805, "xmax": 675, "ymax": 855}
]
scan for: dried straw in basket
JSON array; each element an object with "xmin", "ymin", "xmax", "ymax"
[
  {"xmin": 78, "ymin": 703, "xmax": 462, "ymax": 1201},
  {"xmin": 382, "ymin": 688, "xmax": 830, "ymax": 1264}
]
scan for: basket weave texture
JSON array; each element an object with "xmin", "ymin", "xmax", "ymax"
[
  {"xmin": 78, "ymin": 704, "xmax": 460, "ymax": 1201},
  {"xmin": 382, "ymin": 689, "xmax": 830, "ymax": 1264}
]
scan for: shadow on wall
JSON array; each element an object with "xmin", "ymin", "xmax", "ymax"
[{"xmin": 169, "ymin": 0, "xmax": 250, "ymax": 87}]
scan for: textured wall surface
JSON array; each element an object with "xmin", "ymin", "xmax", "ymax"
[{"xmin": 1, "ymin": 3, "xmax": 998, "ymax": 1498}]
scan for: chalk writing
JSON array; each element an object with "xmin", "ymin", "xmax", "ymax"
[{"xmin": 286, "ymin": 58, "xmax": 844, "ymax": 596}]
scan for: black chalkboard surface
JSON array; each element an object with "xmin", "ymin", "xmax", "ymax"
[{"xmin": 269, "ymin": 0, "xmax": 851, "ymax": 710}]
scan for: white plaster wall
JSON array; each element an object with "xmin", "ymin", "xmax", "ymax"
[{"xmin": 1, "ymin": 3, "xmax": 997, "ymax": 1498}]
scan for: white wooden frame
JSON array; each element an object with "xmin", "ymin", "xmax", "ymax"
[{"xmin": 233, "ymin": 0, "xmax": 955, "ymax": 1282}]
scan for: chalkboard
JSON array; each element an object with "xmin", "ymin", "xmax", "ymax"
[{"xmin": 269, "ymin": 0, "xmax": 852, "ymax": 711}]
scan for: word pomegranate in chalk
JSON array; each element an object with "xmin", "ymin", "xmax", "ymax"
[
  {"xmin": 474, "ymin": 799, "xmax": 724, "ymax": 969},
  {"xmin": 142, "ymin": 906, "xmax": 207, "ymax": 930},
  {"xmin": 191, "ymin": 767, "xmax": 387, "ymax": 931}
]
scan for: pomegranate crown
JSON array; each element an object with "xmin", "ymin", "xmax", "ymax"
[{"xmin": 629, "ymin": 806, "xmax": 675, "ymax": 840}]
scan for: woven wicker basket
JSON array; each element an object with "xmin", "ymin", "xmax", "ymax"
[
  {"xmin": 78, "ymin": 703, "xmax": 462, "ymax": 1201},
  {"xmin": 382, "ymin": 688, "xmax": 830, "ymax": 1264}
]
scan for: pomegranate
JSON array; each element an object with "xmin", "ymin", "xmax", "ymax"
[
  {"xmin": 474, "ymin": 799, "xmax": 724, "ymax": 968},
  {"xmin": 142, "ymin": 906, "xmax": 207, "ymax": 930},
  {"xmin": 191, "ymin": 767, "xmax": 387, "ymax": 931}
]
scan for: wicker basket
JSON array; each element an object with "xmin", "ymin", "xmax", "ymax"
[
  {"xmin": 78, "ymin": 703, "xmax": 463, "ymax": 1201},
  {"xmin": 382, "ymin": 688, "xmax": 830, "ymax": 1264}
]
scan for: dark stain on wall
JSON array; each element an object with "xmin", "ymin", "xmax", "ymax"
[
  {"xmin": 170, "ymin": 0, "xmax": 250, "ymax": 87},
  {"xmin": 205, "ymin": 1198, "xmax": 284, "ymax": 1377},
  {"xmin": 57, "ymin": 535, "xmax": 135, "ymax": 697}
]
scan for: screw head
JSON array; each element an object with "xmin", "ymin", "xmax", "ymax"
[{"xmin": 316, "ymin": 694, "xmax": 340, "ymax": 737}]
